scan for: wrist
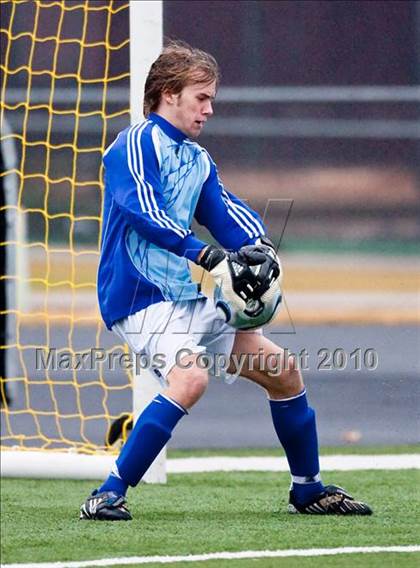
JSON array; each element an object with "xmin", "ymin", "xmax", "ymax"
[
  {"xmin": 199, "ymin": 245, "xmax": 226, "ymax": 271},
  {"xmin": 255, "ymin": 236, "xmax": 276, "ymax": 251},
  {"xmin": 197, "ymin": 246, "xmax": 208, "ymax": 263}
]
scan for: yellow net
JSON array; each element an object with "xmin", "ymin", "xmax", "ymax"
[{"xmin": 1, "ymin": 0, "xmax": 132, "ymax": 453}]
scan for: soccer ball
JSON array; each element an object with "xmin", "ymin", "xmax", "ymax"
[{"xmin": 214, "ymin": 267, "xmax": 283, "ymax": 330}]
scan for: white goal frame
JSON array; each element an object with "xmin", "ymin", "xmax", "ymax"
[
  {"xmin": 129, "ymin": 0, "xmax": 165, "ymax": 484},
  {"xmin": 1, "ymin": 0, "xmax": 164, "ymax": 482}
]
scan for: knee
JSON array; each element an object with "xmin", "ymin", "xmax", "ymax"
[
  {"xmin": 183, "ymin": 367, "xmax": 209, "ymax": 400},
  {"xmin": 167, "ymin": 363, "xmax": 209, "ymax": 408},
  {"xmin": 268, "ymin": 352, "xmax": 299, "ymax": 380},
  {"xmin": 265, "ymin": 353, "xmax": 304, "ymax": 399}
]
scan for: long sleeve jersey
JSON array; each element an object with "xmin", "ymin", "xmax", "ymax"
[{"xmin": 98, "ymin": 112, "xmax": 266, "ymax": 329}]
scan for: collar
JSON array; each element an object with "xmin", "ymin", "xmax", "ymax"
[{"xmin": 148, "ymin": 113, "xmax": 188, "ymax": 144}]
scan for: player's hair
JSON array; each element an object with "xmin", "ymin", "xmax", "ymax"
[{"xmin": 143, "ymin": 40, "xmax": 220, "ymax": 117}]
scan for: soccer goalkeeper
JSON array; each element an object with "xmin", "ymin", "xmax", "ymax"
[{"xmin": 80, "ymin": 41, "xmax": 372, "ymax": 520}]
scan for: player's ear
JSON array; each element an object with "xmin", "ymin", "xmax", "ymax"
[{"xmin": 162, "ymin": 90, "xmax": 178, "ymax": 105}]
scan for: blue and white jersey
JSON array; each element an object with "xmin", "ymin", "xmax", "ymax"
[{"xmin": 98, "ymin": 112, "xmax": 266, "ymax": 329}]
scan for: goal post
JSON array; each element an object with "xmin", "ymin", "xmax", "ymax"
[
  {"xmin": 130, "ymin": 0, "xmax": 163, "ymax": 125},
  {"xmin": 1, "ymin": 0, "xmax": 164, "ymax": 481},
  {"xmin": 129, "ymin": 0, "xmax": 166, "ymax": 484}
]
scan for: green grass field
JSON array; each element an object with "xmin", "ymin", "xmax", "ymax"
[{"xmin": 1, "ymin": 446, "xmax": 420, "ymax": 567}]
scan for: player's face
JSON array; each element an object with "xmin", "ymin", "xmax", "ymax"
[{"xmin": 170, "ymin": 81, "xmax": 216, "ymax": 138}]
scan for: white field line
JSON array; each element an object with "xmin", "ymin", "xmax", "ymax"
[
  {"xmin": 2, "ymin": 546, "xmax": 420, "ymax": 568},
  {"xmin": 1, "ymin": 452, "xmax": 419, "ymax": 479},
  {"xmin": 168, "ymin": 454, "xmax": 420, "ymax": 473}
]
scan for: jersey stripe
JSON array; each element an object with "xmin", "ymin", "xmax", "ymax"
[
  {"xmin": 221, "ymin": 189, "xmax": 263, "ymax": 238},
  {"xmin": 225, "ymin": 207, "xmax": 254, "ymax": 238},
  {"xmin": 127, "ymin": 122, "xmax": 188, "ymax": 239},
  {"xmin": 230, "ymin": 199, "xmax": 265, "ymax": 235},
  {"xmin": 134, "ymin": 126, "xmax": 189, "ymax": 237},
  {"xmin": 127, "ymin": 122, "xmax": 148, "ymax": 211}
]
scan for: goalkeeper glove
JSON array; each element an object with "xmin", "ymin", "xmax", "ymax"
[
  {"xmin": 238, "ymin": 236, "xmax": 281, "ymax": 298},
  {"xmin": 199, "ymin": 245, "xmax": 269, "ymax": 304}
]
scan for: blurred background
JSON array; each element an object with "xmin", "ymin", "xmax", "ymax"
[{"xmin": 1, "ymin": 0, "xmax": 419, "ymax": 451}]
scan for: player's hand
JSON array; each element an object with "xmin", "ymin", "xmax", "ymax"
[
  {"xmin": 198, "ymin": 245, "xmax": 266, "ymax": 304},
  {"xmin": 239, "ymin": 237, "xmax": 281, "ymax": 297}
]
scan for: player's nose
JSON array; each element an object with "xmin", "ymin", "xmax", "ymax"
[{"xmin": 203, "ymin": 101, "xmax": 213, "ymax": 116}]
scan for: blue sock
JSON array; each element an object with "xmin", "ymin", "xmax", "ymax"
[
  {"xmin": 98, "ymin": 472, "xmax": 129, "ymax": 496},
  {"xmin": 99, "ymin": 393, "xmax": 187, "ymax": 493},
  {"xmin": 269, "ymin": 390, "xmax": 324, "ymax": 504}
]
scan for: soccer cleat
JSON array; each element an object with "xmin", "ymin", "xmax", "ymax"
[
  {"xmin": 79, "ymin": 490, "xmax": 132, "ymax": 521},
  {"xmin": 288, "ymin": 484, "xmax": 373, "ymax": 515}
]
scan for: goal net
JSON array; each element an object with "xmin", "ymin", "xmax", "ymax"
[{"xmin": 1, "ymin": 0, "xmax": 163, "ymax": 479}]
